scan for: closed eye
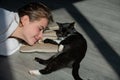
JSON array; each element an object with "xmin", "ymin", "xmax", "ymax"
[
  {"xmin": 39, "ymin": 26, "xmax": 45, "ymax": 32},
  {"xmin": 39, "ymin": 28, "xmax": 43, "ymax": 32}
]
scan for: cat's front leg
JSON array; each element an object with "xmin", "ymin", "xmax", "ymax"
[{"xmin": 44, "ymin": 38, "xmax": 58, "ymax": 45}]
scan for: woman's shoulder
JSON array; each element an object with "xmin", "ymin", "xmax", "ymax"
[
  {"xmin": 0, "ymin": 8, "xmax": 19, "ymax": 42},
  {"xmin": 0, "ymin": 8, "xmax": 16, "ymax": 32}
]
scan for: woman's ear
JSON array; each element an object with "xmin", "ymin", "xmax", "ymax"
[{"xmin": 20, "ymin": 15, "xmax": 30, "ymax": 26}]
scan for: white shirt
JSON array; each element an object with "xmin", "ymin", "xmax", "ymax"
[{"xmin": 0, "ymin": 8, "xmax": 21, "ymax": 56}]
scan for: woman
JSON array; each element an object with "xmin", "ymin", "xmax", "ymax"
[{"xmin": 0, "ymin": 2, "xmax": 53, "ymax": 56}]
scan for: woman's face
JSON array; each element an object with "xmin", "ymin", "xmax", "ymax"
[{"xmin": 22, "ymin": 16, "xmax": 48, "ymax": 45}]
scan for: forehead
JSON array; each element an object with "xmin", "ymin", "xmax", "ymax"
[{"xmin": 34, "ymin": 18, "xmax": 48, "ymax": 28}]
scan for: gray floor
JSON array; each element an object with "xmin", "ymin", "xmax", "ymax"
[{"xmin": 0, "ymin": 0, "xmax": 120, "ymax": 80}]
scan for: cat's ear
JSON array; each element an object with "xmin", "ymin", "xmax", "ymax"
[
  {"xmin": 56, "ymin": 22, "xmax": 60, "ymax": 25},
  {"xmin": 71, "ymin": 22, "xmax": 75, "ymax": 25},
  {"xmin": 69, "ymin": 22, "xmax": 75, "ymax": 28},
  {"xmin": 56, "ymin": 22, "xmax": 62, "ymax": 28}
]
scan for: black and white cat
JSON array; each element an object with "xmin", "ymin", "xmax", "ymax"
[{"xmin": 29, "ymin": 22, "xmax": 87, "ymax": 80}]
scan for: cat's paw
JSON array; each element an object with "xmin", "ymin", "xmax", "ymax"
[
  {"xmin": 58, "ymin": 44, "xmax": 64, "ymax": 52},
  {"xmin": 29, "ymin": 70, "xmax": 41, "ymax": 76}
]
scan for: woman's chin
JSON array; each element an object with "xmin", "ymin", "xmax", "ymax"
[
  {"xmin": 27, "ymin": 41, "xmax": 35, "ymax": 46},
  {"xmin": 26, "ymin": 39, "xmax": 37, "ymax": 46}
]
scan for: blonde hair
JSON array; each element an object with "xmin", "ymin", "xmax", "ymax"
[{"xmin": 18, "ymin": 2, "xmax": 53, "ymax": 23}]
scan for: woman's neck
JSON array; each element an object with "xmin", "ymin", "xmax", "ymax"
[{"xmin": 10, "ymin": 24, "xmax": 24, "ymax": 40}]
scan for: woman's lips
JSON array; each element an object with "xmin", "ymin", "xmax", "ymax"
[
  {"xmin": 34, "ymin": 36, "xmax": 40, "ymax": 42},
  {"xmin": 34, "ymin": 37, "xmax": 38, "ymax": 42}
]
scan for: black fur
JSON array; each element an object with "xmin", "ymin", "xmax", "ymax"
[{"xmin": 34, "ymin": 22, "xmax": 87, "ymax": 80}]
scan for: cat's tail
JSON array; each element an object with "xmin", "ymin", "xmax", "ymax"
[{"xmin": 72, "ymin": 60, "xmax": 83, "ymax": 80}]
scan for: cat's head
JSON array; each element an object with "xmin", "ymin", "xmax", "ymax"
[{"xmin": 55, "ymin": 22, "xmax": 76, "ymax": 39}]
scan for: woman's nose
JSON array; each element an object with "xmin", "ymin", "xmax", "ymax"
[{"xmin": 38, "ymin": 31, "xmax": 43, "ymax": 40}]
